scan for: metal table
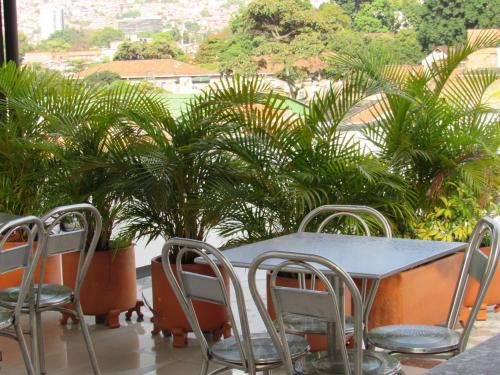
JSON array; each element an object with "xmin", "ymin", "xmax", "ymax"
[
  {"xmin": 425, "ymin": 334, "xmax": 500, "ymax": 374},
  {"xmin": 200, "ymin": 232, "xmax": 466, "ymax": 346},
  {"xmin": 0, "ymin": 213, "xmax": 18, "ymax": 226}
]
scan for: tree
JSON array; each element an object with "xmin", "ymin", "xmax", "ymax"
[
  {"xmin": 417, "ymin": 0, "xmax": 500, "ymax": 51},
  {"xmin": 36, "ymin": 28, "xmax": 90, "ymax": 51},
  {"xmin": 215, "ymin": 0, "xmax": 351, "ymax": 96},
  {"xmin": 370, "ymin": 29, "xmax": 423, "ymax": 64},
  {"xmin": 85, "ymin": 71, "xmax": 122, "ymax": 85},
  {"xmin": 233, "ymin": 0, "xmax": 314, "ymax": 42},
  {"xmin": 113, "ymin": 35, "xmax": 185, "ymax": 60},
  {"xmin": 335, "ymin": 0, "xmax": 372, "ymax": 16},
  {"xmin": 65, "ymin": 58, "xmax": 88, "ymax": 73},
  {"xmin": 19, "ymin": 32, "xmax": 34, "ymax": 60},
  {"xmin": 353, "ymin": 0, "xmax": 399, "ymax": 33},
  {"xmin": 87, "ymin": 27, "xmax": 124, "ymax": 48}
]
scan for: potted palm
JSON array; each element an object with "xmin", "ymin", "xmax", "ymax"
[
  {"xmin": 0, "ymin": 63, "xmax": 63, "ymax": 288},
  {"xmin": 115, "ymin": 85, "xmax": 236, "ymax": 346},
  {"xmin": 35, "ymin": 77, "xmax": 166, "ymax": 327},
  {"xmin": 350, "ymin": 31, "xmax": 500, "ymax": 328},
  {"xmin": 113, "ymin": 77, "xmax": 297, "ymax": 346}
]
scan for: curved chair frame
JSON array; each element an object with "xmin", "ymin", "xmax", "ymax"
[
  {"xmin": 0, "ymin": 215, "xmax": 45, "ymax": 375},
  {"xmin": 290, "ymin": 205, "xmax": 392, "ymax": 335},
  {"xmin": 34, "ymin": 203, "xmax": 102, "ymax": 375},
  {"xmin": 448, "ymin": 216, "xmax": 500, "ymax": 352},
  {"xmin": 249, "ymin": 251, "xmax": 364, "ymax": 375},
  {"xmin": 298, "ymin": 205, "xmax": 392, "ymax": 238},
  {"xmin": 368, "ymin": 216, "xmax": 500, "ymax": 358},
  {"xmin": 163, "ymin": 237, "xmax": 294, "ymax": 375}
]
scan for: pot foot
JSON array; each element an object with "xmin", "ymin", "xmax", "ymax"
[
  {"xmin": 60, "ymin": 312, "xmax": 80, "ymax": 325},
  {"xmin": 213, "ymin": 321, "xmax": 232, "ymax": 341},
  {"xmin": 125, "ymin": 300, "xmax": 144, "ymax": 322},
  {"xmin": 460, "ymin": 303, "xmax": 488, "ymax": 324},
  {"xmin": 172, "ymin": 328, "xmax": 188, "ymax": 347},
  {"xmin": 105, "ymin": 309, "xmax": 121, "ymax": 329}
]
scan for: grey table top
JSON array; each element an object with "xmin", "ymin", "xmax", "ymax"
[
  {"xmin": 213, "ymin": 232, "xmax": 467, "ymax": 279},
  {"xmin": 425, "ymin": 334, "xmax": 500, "ymax": 375},
  {"xmin": 0, "ymin": 213, "xmax": 18, "ymax": 226}
]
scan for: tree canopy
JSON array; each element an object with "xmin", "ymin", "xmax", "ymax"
[
  {"xmin": 114, "ymin": 33, "xmax": 186, "ymax": 61},
  {"xmin": 87, "ymin": 27, "xmax": 124, "ymax": 48},
  {"xmin": 417, "ymin": 0, "xmax": 500, "ymax": 50}
]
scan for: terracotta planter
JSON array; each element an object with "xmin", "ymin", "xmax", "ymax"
[
  {"xmin": 462, "ymin": 247, "xmax": 500, "ymax": 321},
  {"xmin": 62, "ymin": 245, "xmax": 140, "ymax": 328},
  {"xmin": 150, "ymin": 256, "xmax": 231, "ymax": 347},
  {"xmin": 0, "ymin": 242, "xmax": 62, "ymax": 289},
  {"xmin": 369, "ymin": 252, "xmax": 464, "ymax": 328}
]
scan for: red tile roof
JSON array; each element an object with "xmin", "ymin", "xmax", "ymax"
[{"xmin": 75, "ymin": 59, "xmax": 219, "ymax": 79}]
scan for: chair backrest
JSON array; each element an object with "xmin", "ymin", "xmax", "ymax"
[
  {"xmin": 162, "ymin": 238, "xmax": 258, "ymax": 373},
  {"xmin": 298, "ymin": 205, "xmax": 392, "ymax": 238},
  {"xmin": 0, "ymin": 215, "xmax": 45, "ymax": 319},
  {"xmin": 447, "ymin": 216, "xmax": 500, "ymax": 352},
  {"xmin": 38, "ymin": 204, "xmax": 102, "ymax": 301},
  {"xmin": 249, "ymin": 251, "xmax": 363, "ymax": 375}
]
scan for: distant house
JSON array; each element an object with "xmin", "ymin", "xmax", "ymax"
[
  {"xmin": 422, "ymin": 46, "xmax": 449, "ymax": 71},
  {"xmin": 463, "ymin": 29, "xmax": 500, "ymax": 70},
  {"xmin": 254, "ymin": 53, "xmax": 335, "ymax": 99},
  {"xmin": 422, "ymin": 29, "xmax": 500, "ymax": 72},
  {"xmin": 75, "ymin": 59, "xmax": 220, "ymax": 94},
  {"xmin": 23, "ymin": 50, "xmax": 103, "ymax": 72}
]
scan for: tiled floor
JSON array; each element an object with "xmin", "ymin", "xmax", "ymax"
[{"xmin": 1, "ymin": 269, "xmax": 499, "ymax": 375}]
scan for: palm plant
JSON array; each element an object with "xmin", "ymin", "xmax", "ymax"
[
  {"xmin": 212, "ymin": 74, "xmax": 415, "ymax": 244},
  {"xmin": 0, "ymin": 63, "xmax": 60, "ymax": 215},
  {"xmin": 338, "ymin": 31, "xmax": 500, "ymax": 234},
  {"xmin": 111, "ymin": 78, "xmax": 286, "ymax": 261},
  {"xmin": 0, "ymin": 63, "xmax": 167, "ymax": 251}
]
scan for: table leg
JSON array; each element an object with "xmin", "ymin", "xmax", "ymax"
[
  {"xmin": 363, "ymin": 279, "xmax": 380, "ymax": 343},
  {"xmin": 327, "ymin": 276, "xmax": 345, "ymax": 358}
]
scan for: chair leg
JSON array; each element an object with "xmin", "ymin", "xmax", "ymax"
[
  {"xmin": 15, "ymin": 321, "xmax": 36, "ymax": 375},
  {"xmin": 29, "ymin": 307, "xmax": 39, "ymax": 375},
  {"xmin": 75, "ymin": 303, "xmax": 101, "ymax": 375},
  {"xmin": 200, "ymin": 359, "xmax": 209, "ymax": 375},
  {"xmin": 36, "ymin": 311, "xmax": 46, "ymax": 375},
  {"xmin": 263, "ymin": 370, "xmax": 272, "ymax": 375}
]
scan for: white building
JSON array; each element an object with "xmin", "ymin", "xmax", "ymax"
[
  {"xmin": 40, "ymin": 4, "xmax": 64, "ymax": 40},
  {"xmin": 75, "ymin": 59, "xmax": 220, "ymax": 94}
]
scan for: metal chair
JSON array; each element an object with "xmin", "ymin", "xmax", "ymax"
[
  {"xmin": 282, "ymin": 205, "xmax": 392, "ymax": 336},
  {"xmin": 0, "ymin": 215, "xmax": 45, "ymax": 375},
  {"xmin": 162, "ymin": 237, "xmax": 309, "ymax": 375},
  {"xmin": 249, "ymin": 251, "xmax": 401, "ymax": 375},
  {"xmin": 0, "ymin": 203, "xmax": 102, "ymax": 375},
  {"xmin": 368, "ymin": 216, "xmax": 500, "ymax": 359}
]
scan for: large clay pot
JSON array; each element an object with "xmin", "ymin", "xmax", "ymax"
[
  {"xmin": 462, "ymin": 247, "xmax": 500, "ymax": 321},
  {"xmin": 62, "ymin": 245, "xmax": 138, "ymax": 328},
  {"xmin": 369, "ymin": 252, "xmax": 464, "ymax": 328},
  {"xmin": 150, "ymin": 256, "xmax": 231, "ymax": 347},
  {"xmin": 0, "ymin": 242, "xmax": 62, "ymax": 289}
]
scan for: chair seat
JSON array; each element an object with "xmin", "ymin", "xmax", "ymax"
[
  {"xmin": 0, "ymin": 309, "xmax": 13, "ymax": 330},
  {"xmin": 294, "ymin": 350, "xmax": 401, "ymax": 375},
  {"xmin": 368, "ymin": 324, "xmax": 460, "ymax": 354},
  {"xmin": 211, "ymin": 332, "xmax": 309, "ymax": 365},
  {"xmin": 282, "ymin": 313, "xmax": 355, "ymax": 335},
  {"xmin": 0, "ymin": 284, "xmax": 73, "ymax": 309}
]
